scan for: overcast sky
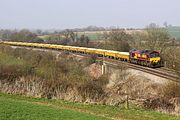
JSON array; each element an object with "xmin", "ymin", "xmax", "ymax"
[{"xmin": 0, "ymin": 0, "xmax": 180, "ymax": 29}]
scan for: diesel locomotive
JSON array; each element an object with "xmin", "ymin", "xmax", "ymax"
[{"xmin": 129, "ymin": 49, "xmax": 163, "ymax": 67}]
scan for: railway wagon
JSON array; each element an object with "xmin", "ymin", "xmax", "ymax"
[
  {"xmin": 69, "ymin": 46, "xmax": 81, "ymax": 52},
  {"xmin": 116, "ymin": 52, "xmax": 129, "ymax": 61},
  {"xmin": 105, "ymin": 50, "xmax": 118, "ymax": 58},
  {"xmin": 47, "ymin": 44, "xmax": 58, "ymax": 49},
  {"xmin": 94, "ymin": 49, "xmax": 107, "ymax": 56},
  {"xmin": 77, "ymin": 47, "xmax": 87, "ymax": 53},
  {"xmin": 85, "ymin": 48, "xmax": 97, "ymax": 54}
]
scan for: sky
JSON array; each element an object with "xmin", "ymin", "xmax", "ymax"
[{"xmin": 0, "ymin": 0, "xmax": 180, "ymax": 29}]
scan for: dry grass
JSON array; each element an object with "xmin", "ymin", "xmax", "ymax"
[
  {"xmin": 162, "ymin": 82, "xmax": 180, "ymax": 99},
  {"xmin": 0, "ymin": 46, "xmax": 109, "ymax": 103}
]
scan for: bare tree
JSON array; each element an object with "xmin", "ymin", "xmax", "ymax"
[
  {"xmin": 163, "ymin": 21, "xmax": 168, "ymax": 28},
  {"xmin": 10, "ymin": 29, "xmax": 44, "ymax": 43},
  {"xmin": 103, "ymin": 29, "xmax": 132, "ymax": 52},
  {"xmin": 78, "ymin": 35, "xmax": 90, "ymax": 47},
  {"xmin": 69, "ymin": 31, "xmax": 78, "ymax": 42},
  {"xmin": 164, "ymin": 43, "xmax": 180, "ymax": 75},
  {"xmin": 145, "ymin": 24, "xmax": 170, "ymax": 54},
  {"xmin": 61, "ymin": 29, "xmax": 70, "ymax": 41},
  {"xmin": 132, "ymin": 24, "xmax": 170, "ymax": 54}
]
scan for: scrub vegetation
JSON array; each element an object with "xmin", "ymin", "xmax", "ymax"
[{"xmin": 0, "ymin": 45, "xmax": 108, "ymax": 102}]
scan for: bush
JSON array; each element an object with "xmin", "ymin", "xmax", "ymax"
[
  {"xmin": 0, "ymin": 46, "xmax": 108, "ymax": 102},
  {"xmin": 162, "ymin": 82, "xmax": 180, "ymax": 98},
  {"xmin": 78, "ymin": 80, "xmax": 106, "ymax": 102}
]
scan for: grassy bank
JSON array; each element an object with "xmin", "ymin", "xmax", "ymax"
[
  {"xmin": 0, "ymin": 93, "xmax": 107, "ymax": 120},
  {"xmin": 0, "ymin": 93, "xmax": 179, "ymax": 120}
]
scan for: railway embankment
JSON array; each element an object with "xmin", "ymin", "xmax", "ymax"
[{"xmin": 0, "ymin": 45, "xmax": 180, "ymax": 116}]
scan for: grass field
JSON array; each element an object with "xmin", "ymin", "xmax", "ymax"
[
  {"xmin": 77, "ymin": 31, "xmax": 104, "ymax": 40},
  {"xmin": 38, "ymin": 35, "xmax": 50, "ymax": 40},
  {"xmin": 78, "ymin": 27, "xmax": 180, "ymax": 40},
  {"xmin": 38, "ymin": 26, "xmax": 180, "ymax": 42},
  {"xmin": 0, "ymin": 93, "xmax": 108, "ymax": 120},
  {"xmin": 0, "ymin": 93, "xmax": 180, "ymax": 120},
  {"xmin": 167, "ymin": 26, "xmax": 180, "ymax": 39}
]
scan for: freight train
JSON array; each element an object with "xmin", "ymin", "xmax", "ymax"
[{"xmin": 0, "ymin": 41, "xmax": 163, "ymax": 67}]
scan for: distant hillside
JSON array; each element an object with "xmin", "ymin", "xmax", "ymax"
[{"xmin": 167, "ymin": 26, "xmax": 180, "ymax": 39}]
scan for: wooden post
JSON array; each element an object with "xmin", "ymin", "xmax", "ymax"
[
  {"xmin": 102, "ymin": 62, "xmax": 106, "ymax": 75},
  {"xmin": 125, "ymin": 95, "xmax": 129, "ymax": 109}
]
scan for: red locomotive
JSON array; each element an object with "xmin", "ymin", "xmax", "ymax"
[{"xmin": 129, "ymin": 49, "xmax": 163, "ymax": 67}]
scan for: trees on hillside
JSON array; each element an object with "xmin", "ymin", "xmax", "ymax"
[
  {"xmin": 10, "ymin": 29, "xmax": 44, "ymax": 43},
  {"xmin": 131, "ymin": 23, "xmax": 170, "ymax": 54},
  {"xmin": 45, "ymin": 30, "xmax": 90, "ymax": 47},
  {"xmin": 0, "ymin": 29, "xmax": 15, "ymax": 40},
  {"xmin": 78, "ymin": 35, "xmax": 90, "ymax": 47},
  {"xmin": 103, "ymin": 29, "xmax": 132, "ymax": 52},
  {"xmin": 145, "ymin": 24, "xmax": 170, "ymax": 54}
]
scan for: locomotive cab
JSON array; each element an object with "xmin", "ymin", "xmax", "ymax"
[{"xmin": 149, "ymin": 51, "xmax": 161, "ymax": 67}]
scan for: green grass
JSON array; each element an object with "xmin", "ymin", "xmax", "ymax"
[
  {"xmin": 0, "ymin": 52, "xmax": 25, "ymax": 66},
  {"xmin": 0, "ymin": 93, "xmax": 108, "ymax": 120},
  {"xmin": 0, "ymin": 93, "xmax": 179, "ymax": 120},
  {"xmin": 77, "ymin": 32, "xmax": 104, "ymax": 40},
  {"xmin": 38, "ymin": 35, "xmax": 49, "ymax": 40},
  {"xmin": 167, "ymin": 26, "xmax": 180, "ymax": 39}
]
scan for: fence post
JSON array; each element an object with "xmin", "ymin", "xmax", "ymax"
[{"xmin": 125, "ymin": 95, "xmax": 129, "ymax": 109}]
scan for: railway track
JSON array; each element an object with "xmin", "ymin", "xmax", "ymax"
[
  {"xmin": 128, "ymin": 65, "xmax": 179, "ymax": 82},
  {"xmin": 101, "ymin": 58, "xmax": 180, "ymax": 82},
  {"xmin": 7, "ymin": 45, "xmax": 180, "ymax": 83},
  {"xmin": 156, "ymin": 67, "xmax": 178, "ymax": 75},
  {"xmin": 70, "ymin": 52, "xmax": 180, "ymax": 82}
]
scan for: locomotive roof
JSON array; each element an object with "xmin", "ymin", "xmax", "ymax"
[{"xmin": 131, "ymin": 49, "xmax": 159, "ymax": 54}]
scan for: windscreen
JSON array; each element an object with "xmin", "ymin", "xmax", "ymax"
[{"xmin": 150, "ymin": 53, "xmax": 160, "ymax": 58}]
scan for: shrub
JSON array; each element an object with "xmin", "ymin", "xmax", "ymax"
[
  {"xmin": 162, "ymin": 82, "xmax": 180, "ymax": 98},
  {"xmin": 0, "ymin": 46, "xmax": 108, "ymax": 102},
  {"xmin": 78, "ymin": 80, "xmax": 106, "ymax": 102}
]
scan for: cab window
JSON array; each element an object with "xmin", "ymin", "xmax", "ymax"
[{"xmin": 150, "ymin": 53, "xmax": 159, "ymax": 58}]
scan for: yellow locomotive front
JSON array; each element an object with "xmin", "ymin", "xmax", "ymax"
[{"xmin": 149, "ymin": 52, "xmax": 161, "ymax": 66}]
